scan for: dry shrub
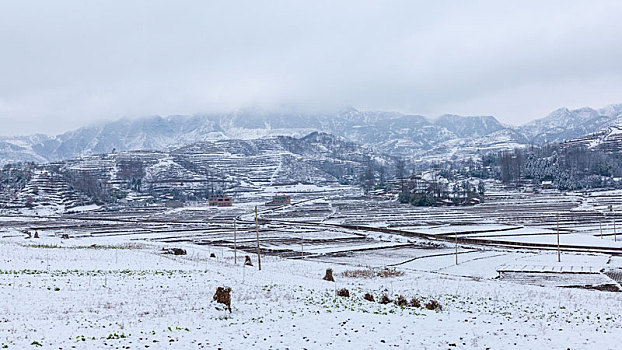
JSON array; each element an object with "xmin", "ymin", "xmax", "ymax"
[
  {"xmin": 363, "ymin": 293, "xmax": 375, "ymax": 302},
  {"xmin": 121, "ymin": 243, "xmax": 146, "ymax": 250},
  {"xmin": 340, "ymin": 269, "xmax": 375, "ymax": 278},
  {"xmin": 213, "ymin": 286, "xmax": 232, "ymax": 313},
  {"xmin": 339, "ymin": 268, "xmax": 404, "ymax": 279},
  {"xmin": 323, "ymin": 268, "xmax": 335, "ymax": 282},
  {"xmin": 409, "ymin": 297, "xmax": 421, "ymax": 308},
  {"xmin": 162, "ymin": 248, "xmax": 187, "ymax": 255},
  {"xmin": 376, "ymin": 268, "xmax": 404, "ymax": 278},
  {"xmin": 425, "ymin": 299, "xmax": 442, "ymax": 311},
  {"xmin": 336, "ymin": 288, "xmax": 350, "ymax": 297},
  {"xmin": 394, "ymin": 295, "xmax": 408, "ymax": 307},
  {"xmin": 378, "ymin": 293, "xmax": 392, "ymax": 304}
]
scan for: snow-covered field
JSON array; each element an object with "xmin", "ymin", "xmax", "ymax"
[
  {"xmin": 2, "ymin": 188, "xmax": 622, "ymax": 348},
  {"xmin": 0, "ymin": 233, "xmax": 621, "ymax": 349}
]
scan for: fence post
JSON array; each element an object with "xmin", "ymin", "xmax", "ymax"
[
  {"xmin": 233, "ymin": 219, "xmax": 237, "ymax": 264},
  {"xmin": 255, "ymin": 206, "xmax": 262, "ymax": 271},
  {"xmin": 455, "ymin": 232, "xmax": 458, "ymax": 265},
  {"xmin": 557, "ymin": 213, "xmax": 562, "ymax": 262}
]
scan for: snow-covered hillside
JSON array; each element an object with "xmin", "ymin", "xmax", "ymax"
[
  {"xmin": 0, "ymin": 109, "xmax": 512, "ymax": 164},
  {"xmin": 562, "ymin": 124, "xmax": 622, "ymax": 152},
  {"xmin": 519, "ymin": 104, "xmax": 622, "ymax": 144},
  {"xmin": 2, "ymin": 103, "xmax": 622, "ymax": 165},
  {"xmin": 0, "ymin": 133, "xmax": 391, "ymax": 212}
]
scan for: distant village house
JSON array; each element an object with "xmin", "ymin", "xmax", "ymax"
[{"xmin": 209, "ymin": 195, "xmax": 233, "ymax": 207}]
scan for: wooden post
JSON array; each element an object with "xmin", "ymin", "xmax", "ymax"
[
  {"xmin": 301, "ymin": 233, "xmax": 304, "ymax": 259},
  {"xmin": 557, "ymin": 214, "xmax": 562, "ymax": 262},
  {"xmin": 614, "ymin": 218, "xmax": 617, "ymax": 242},
  {"xmin": 255, "ymin": 206, "xmax": 262, "ymax": 271},
  {"xmin": 600, "ymin": 220, "xmax": 603, "ymax": 239},
  {"xmin": 455, "ymin": 232, "xmax": 458, "ymax": 265},
  {"xmin": 233, "ymin": 219, "xmax": 237, "ymax": 264}
]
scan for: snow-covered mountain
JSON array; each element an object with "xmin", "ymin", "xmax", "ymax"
[
  {"xmin": 433, "ymin": 115, "xmax": 505, "ymax": 138},
  {"xmin": 519, "ymin": 105, "xmax": 622, "ymax": 144},
  {"xmin": 0, "ymin": 109, "xmax": 510, "ymax": 165},
  {"xmin": 0, "ymin": 134, "xmax": 53, "ymax": 165},
  {"xmin": 417, "ymin": 128, "xmax": 529, "ymax": 163},
  {"xmin": 2, "ymin": 103, "xmax": 622, "ymax": 165}
]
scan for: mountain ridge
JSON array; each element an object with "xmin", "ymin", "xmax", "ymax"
[{"xmin": 2, "ymin": 103, "xmax": 621, "ymax": 165}]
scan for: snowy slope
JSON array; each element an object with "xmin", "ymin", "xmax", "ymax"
[
  {"xmin": 2, "ymin": 103, "xmax": 622, "ymax": 165},
  {"xmin": 519, "ymin": 105, "xmax": 622, "ymax": 144},
  {"xmin": 0, "ymin": 109, "xmax": 508, "ymax": 164},
  {"xmin": 562, "ymin": 124, "xmax": 622, "ymax": 152},
  {"xmin": 0, "ymin": 133, "xmax": 393, "ymax": 211}
]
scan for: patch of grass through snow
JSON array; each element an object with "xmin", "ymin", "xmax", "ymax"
[
  {"xmin": 24, "ymin": 243, "xmax": 145, "ymax": 250},
  {"xmin": 339, "ymin": 268, "xmax": 404, "ymax": 279}
]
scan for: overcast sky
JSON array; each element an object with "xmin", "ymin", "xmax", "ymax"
[{"xmin": 2, "ymin": 1, "xmax": 622, "ymax": 136}]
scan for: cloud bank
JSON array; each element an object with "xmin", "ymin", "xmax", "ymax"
[{"xmin": 2, "ymin": 0, "xmax": 622, "ymax": 135}]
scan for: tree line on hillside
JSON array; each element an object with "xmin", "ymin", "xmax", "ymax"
[
  {"xmin": 2, "ymin": 141, "xmax": 621, "ymax": 208},
  {"xmin": 357, "ymin": 143, "xmax": 622, "ymax": 206},
  {"xmin": 484, "ymin": 144, "xmax": 622, "ymax": 190}
]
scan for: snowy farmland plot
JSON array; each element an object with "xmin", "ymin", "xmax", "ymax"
[{"xmin": 1, "ymin": 188, "xmax": 622, "ymax": 349}]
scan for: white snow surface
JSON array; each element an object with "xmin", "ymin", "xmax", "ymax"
[{"xmin": 0, "ymin": 232, "xmax": 621, "ymax": 349}]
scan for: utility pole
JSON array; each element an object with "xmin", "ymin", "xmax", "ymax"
[
  {"xmin": 455, "ymin": 232, "xmax": 458, "ymax": 265},
  {"xmin": 255, "ymin": 206, "xmax": 262, "ymax": 271},
  {"xmin": 557, "ymin": 213, "xmax": 562, "ymax": 262},
  {"xmin": 233, "ymin": 219, "xmax": 237, "ymax": 264}
]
